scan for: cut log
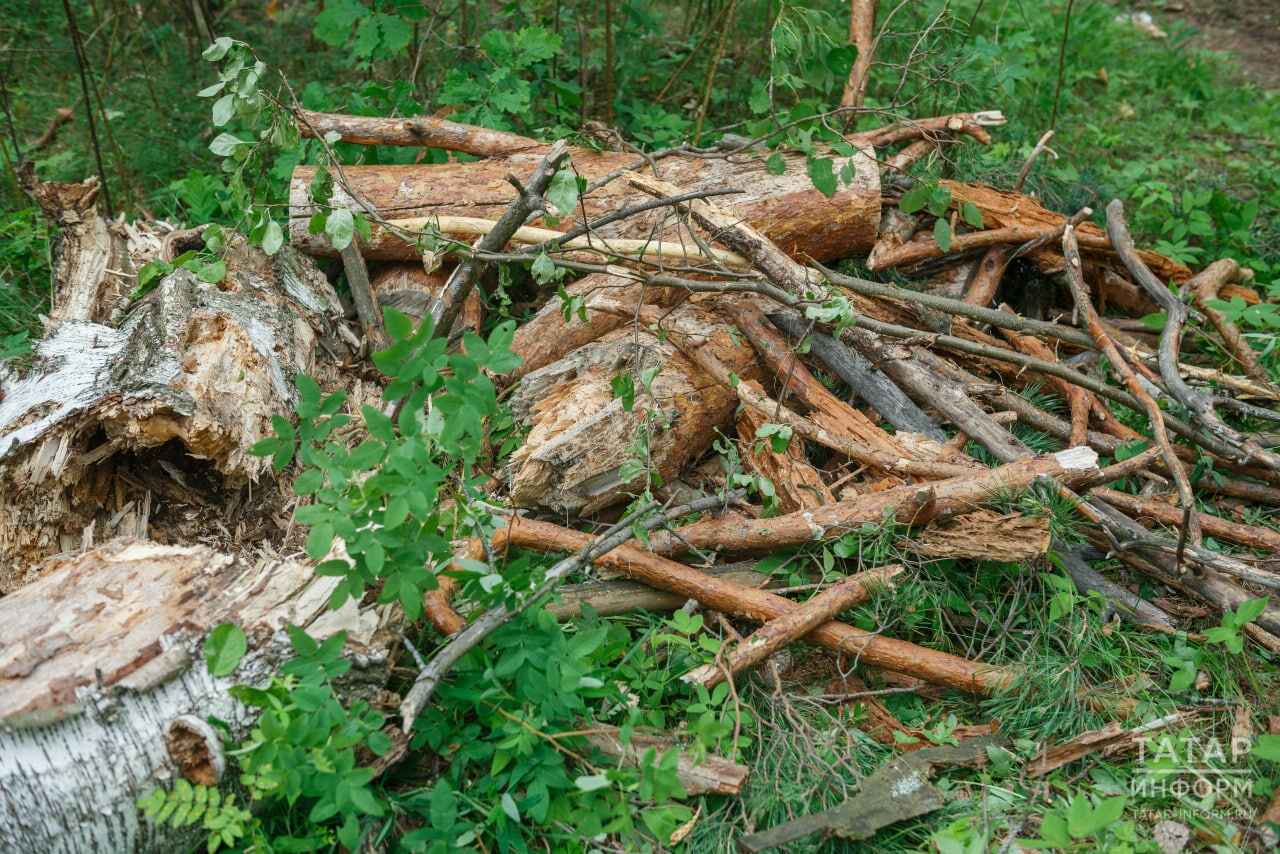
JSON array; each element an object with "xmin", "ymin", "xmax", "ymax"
[
  {"xmin": 290, "ymin": 133, "xmax": 879, "ymax": 379},
  {"xmin": 503, "ymin": 296, "xmax": 762, "ymax": 514},
  {"xmin": 0, "ymin": 538, "xmax": 398, "ymax": 854},
  {"xmin": 288, "ymin": 145, "xmax": 880, "ymax": 262}
]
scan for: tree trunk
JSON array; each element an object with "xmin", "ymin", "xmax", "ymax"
[
  {"xmin": 0, "ymin": 173, "xmax": 368, "ymax": 583},
  {"xmin": 0, "ymin": 538, "xmax": 398, "ymax": 854}
]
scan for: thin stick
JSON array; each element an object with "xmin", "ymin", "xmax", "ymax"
[
  {"xmin": 1013, "ymin": 130, "xmax": 1056, "ymax": 192},
  {"xmin": 1062, "ymin": 224, "xmax": 1201, "ymax": 562},
  {"xmin": 61, "ymin": 0, "xmax": 113, "ymax": 218},
  {"xmin": 1049, "ymin": 0, "xmax": 1076, "ymax": 129},
  {"xmin": 683, "ymin": 565, "xmax": 904, "ymax": 688}
]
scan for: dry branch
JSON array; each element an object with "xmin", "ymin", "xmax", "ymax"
[
  {"xmin": 294, "ymin": 107, "xmax": 542, "ymax": 156},
  {"xmin": 683, "ymin": 565, "xmax": 904, "ymax": 688},
  {"xmin": 489, "ymin": 517, "xmax": 1016, "ymax": 695},
  {"xmin": 1062, "ymin": 224, "xmax": 1202, "ymax": 555}
]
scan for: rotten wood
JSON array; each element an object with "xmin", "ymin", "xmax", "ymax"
[{"xmin": 0, "ymin": 538, "xmax": 397, "ymax": 854}]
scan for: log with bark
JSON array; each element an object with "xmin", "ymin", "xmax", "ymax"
[{"xmin": 0, "ymin": 538, "xmax": 399, "ymax": 854}]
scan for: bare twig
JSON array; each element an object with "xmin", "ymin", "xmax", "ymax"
[
  {"xmin": 429, "ymin": 140, "xmax": 571, "ymax": 339},
  {"xmin": 1062, "ymin": 223, "xmax": 1202, "ymax": 563}
]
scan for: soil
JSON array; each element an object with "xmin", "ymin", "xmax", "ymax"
[{"xmin": 1155, "ymin": 0, "xmax": 1280, "ymax": 91}]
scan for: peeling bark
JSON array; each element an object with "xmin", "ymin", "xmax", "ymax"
[
  {"xmin": 0, "ymin": 538, "xmax": 397, "ymax": 854},
  {"xmin": 504, "ymin": 297, "xmax": 761, "ymax": 514},
  {"xmin": 0, "ymin": 182, "xmax": 363, "ymax": 584}
]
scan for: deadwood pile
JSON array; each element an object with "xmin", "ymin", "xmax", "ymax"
[{"xmin": 3, "ymin": 104, "xmax": 1280, "ymax": 852}]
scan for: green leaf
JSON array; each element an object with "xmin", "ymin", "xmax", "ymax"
[
  {"xmin": 384, "ymin": 307, "xmax": 413, "ymax": 341},
  {"xmin": 899, "ymin": 183, "xmax": 929, "ymax": 214},
  {"xmin": 961, "ymin": 200, "xmax": 984, "ymax": 229},
  {"xmin": 208, "ymin": 133, "xmax": 245, "ymax": 157},
  {"xmin": 313, "ymin": 0, "xmax": 369, "ymax": 46},
  {"xmin": 500, "ymin": 792, "xmax": 520, "ymax": 822},
  {"xmin": 211, "ymin": 95, "xmax": 235, "ymax": 127},
  {"xmin": 1254, "ymin": 734, "xmax": 1280, "ymax": 761},
  {"xmin": 195, "ymin": 259, "xmax": 226, "ymax": 284},
  {"xmin": 202, "ymin": 37, "xmax": 234, "ymax": 61},
  {"xmin": 204, "ymin": 623, "xmax": 247, "ymax": 677},
  {"xmin": 574, "ymin": 774, "xmax": 611, "ymax": 792},
  {"xmin": 306, "ymin": 522, "xmax": 335, "ymax": 560},
  {"xmin": 293, "ymin": 468, "xmax": 325, "ymax": 495},
  {"xmin": 926, "ymin": 184, "xmax": 953, "ymax": 217},
  {"xmin": 261, "ymin": 220, "xmax": 284, "ymax": 255},
  {"xmin": 933, "ymin": 217, "xmax": 953, "ymax": 252},
  {"xmin": 544, "ymin": 166, "xmax": 580, "ymax": 221},
  {"xmin": 766, "ymin": 152, "xmax": 786, "ymax": 175},
  {"xmin": 806, "ymin": 156, "xmax": 837, "ymax": 197},
  {"xmin": 326, "ymin": 208, "xmax": 355, "ymax": 251}
]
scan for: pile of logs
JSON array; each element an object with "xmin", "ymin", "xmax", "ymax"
[{"xmin": 3, "ymin": 106, "xmax": 1279, "ymax": 851}]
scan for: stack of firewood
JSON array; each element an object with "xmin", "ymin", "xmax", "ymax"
[{"xmin": 2, "ymin": 107, "xmax": 1279, "ymax": 853}]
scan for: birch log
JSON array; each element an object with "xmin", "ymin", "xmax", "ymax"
[
  {"xmin": 0, "ymin": 171, "xmax": 366, "ymax": 584},
  {"xmin": 0, "ymin": 538, "xmax": 398, "ymax": 854}
]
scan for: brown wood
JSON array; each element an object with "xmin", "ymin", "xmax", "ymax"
[
  {"xmin": 736, "ymin": 407, "xmax": 835, "ymax": 514},
  {"xmin": 1189, "ymin": 258, "xmax": 1272, "ymax": 386},
  {"xmin": 289, "ymin": 142, "xmax": 880, "ymax": 262},
  {"xmin": 592, "ymin": 299, "xmax": 975, "ymax": 482},
  {"xmin": 646, "ymin": 446, "xmax": 1101, "ymax": 557},
  {"xmin": 961, "ymin": 245, "xmax": 1011, "ymax": 307},
  {"xmin": 907, "ymin": 511, "xmax": 1051, "ymax": 562},
  {"xmin": 683, "ymin": 565, "xmax": 904, "ymax": 688},
  {"xmin": 1091, "ymin": 486, "xmax": 1280, "ymax": 553},
  {"xmin": 294, "ymin": 108, "xmax": 541, "ymax": 156},
  {"xmin": 491, "ymin": 518, "xmax": 1016, "ymax": 695},
  {"xmin": 937, "ymin": 181, "xmax": 1192, "ymax": 285},
  {"xmin": 727, "ymin": 301, "xmax": 917, "ymax": 463},
  {"xmin": 996, "ymin": 306, "xmax": 1092, "ymax": 445},
  {"xmin": 842, "ymin": 327, "xmax": 1032, "ymax": 463},
  {"xmin": 839, "ymin": 0, "xmax": 879, "ymax": 111}
]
